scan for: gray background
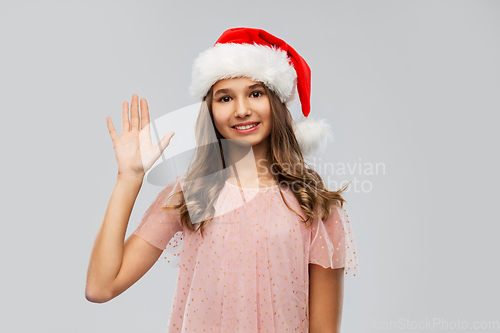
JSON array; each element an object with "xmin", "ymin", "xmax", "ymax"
[{"xmin": 1, "ymin": 0, "xmax": 498, "ymax": 332}]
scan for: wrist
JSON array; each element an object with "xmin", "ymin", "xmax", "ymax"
[{"xmin": 116, "ymin": 172, "xmax": 145, "ymax": 183}]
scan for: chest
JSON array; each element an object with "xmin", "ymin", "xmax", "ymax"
[{"xmin": 181, "ymin": 190, "xmax": 312, "ymax": 269}]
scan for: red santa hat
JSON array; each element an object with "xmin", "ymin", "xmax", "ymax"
[{"xmin": 189, "ymin": 27, "xmax": 333, "ymax": 156}]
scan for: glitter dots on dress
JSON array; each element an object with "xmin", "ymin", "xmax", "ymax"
[{"xmin": 133, "ymin": 175, "xmax": 359, "ymax": 332}]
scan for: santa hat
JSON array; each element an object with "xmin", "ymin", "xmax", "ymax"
[{"xmin": 189, "ymin": 27, "xmax": 333, "ymax": 156}]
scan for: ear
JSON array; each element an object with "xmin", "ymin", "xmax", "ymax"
[{"xmin": 292, "ymin": 116, "xmax": 334, "ymax": 156}]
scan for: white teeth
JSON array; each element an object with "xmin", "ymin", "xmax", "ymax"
[{"xmin": 234, "ymin": 123, "xmax": 258, "ymax": 130}]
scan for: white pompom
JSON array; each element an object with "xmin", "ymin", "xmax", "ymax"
[{"xmin": 292, "ymin": 116, "xmax": 334, "ymax": 156}]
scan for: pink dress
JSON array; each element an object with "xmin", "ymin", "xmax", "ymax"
[{"xmin": 133, "ymin": 175, "xmax": 359, "ymax": 332}]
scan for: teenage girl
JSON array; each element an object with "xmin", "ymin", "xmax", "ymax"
[{"xmin": 86, "ymin": 27, "xmax": 359, "ymax": 333}]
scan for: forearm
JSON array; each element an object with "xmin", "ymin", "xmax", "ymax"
[{"xmin": 85, "ymin": 173, "xmax": 143, "ymax": 301}]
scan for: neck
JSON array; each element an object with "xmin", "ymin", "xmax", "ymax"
[{"xmin": 225, "ymin": 138, "xmax": 273, "ymax": 182}]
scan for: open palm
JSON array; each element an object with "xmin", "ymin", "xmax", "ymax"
[{"xmin": 106, "ymin": 94, "xmax": 175, "ymax": 177}]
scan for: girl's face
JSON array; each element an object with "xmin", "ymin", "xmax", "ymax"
[{"xmin": 211, "ymin": 77, "xmax": 272, "ymax": 147}]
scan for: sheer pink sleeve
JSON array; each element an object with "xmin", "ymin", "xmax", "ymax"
[
  {"xmin": 132, "ymin": 175, "xmax": 184, "ymax": 266},
  {"xmin": 309, "ymin": 202, "xmax": 359, "ymax": 277}
]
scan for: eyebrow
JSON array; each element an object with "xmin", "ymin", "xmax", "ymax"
[{"xmin": 213, "ymin": 83, "xmax": 264, "ymax": 98}]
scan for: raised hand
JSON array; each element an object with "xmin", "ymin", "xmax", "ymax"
[{"xmin": 106, "ymin": 94, "xmax": 175, "ymax": 178}]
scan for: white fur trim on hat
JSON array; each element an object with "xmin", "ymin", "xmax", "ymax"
[
  {"xmin": 292, "ymin": 116, "xmax": 335, "ymax": 156},
  {"xmin": 189, "ymin": 43, "xmax": 298, "ymax": 105}
]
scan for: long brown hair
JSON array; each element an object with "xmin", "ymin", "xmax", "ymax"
[{"xmin": 163, "ymin": 82, "xmax": 350, "ymax": 238}]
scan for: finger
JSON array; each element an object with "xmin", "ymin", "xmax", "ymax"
[
  {"xmin": 140, "ymin": 98, "xmax": 150, "ymax": 131},
  {"xmin": 106, "ymin": 116, "xmax": 119, "ymax": 141},
  {"xmin": 130, "ymin": 94, "xmax": 140, "ymax": 131},
  {"xmin": 157, "ymin": 131, "xmax": 175, "ymax": 154},
  {"xmin": 122, "ymin": 101, "xmax": 130, "ymax": 133}
]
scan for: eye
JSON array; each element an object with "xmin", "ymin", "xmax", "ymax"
[
  {"xmin": 251, "ymin": 91, "xmax": 264, "ymax": 98},
  {"xmin": 218, "ymin": 96, "xmax": 231, "ymax": 103},
  {"xmin": 217, "ymin": 90, "xmax": 263, "ymax": 103}
]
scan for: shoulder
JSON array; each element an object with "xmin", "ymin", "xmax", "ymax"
[{"xmin": 159, "ymin": 174, "xmax": 186, "ymax": 205}]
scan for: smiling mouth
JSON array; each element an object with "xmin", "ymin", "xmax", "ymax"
[{"xmin": 232, "ymin": 122, "xmax": 260, "ymax": 130}]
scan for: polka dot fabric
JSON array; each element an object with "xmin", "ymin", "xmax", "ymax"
[
  {"xmin": 308, "ymin": 201, "xmax": 359, "ymax": 278},
  {"xmin": 132, "ymin": 175, "xmax": 184, "ymax": 266},
  {"xmin": 133, "ymin": 175, "xmax": 359, "ymax": 332}
]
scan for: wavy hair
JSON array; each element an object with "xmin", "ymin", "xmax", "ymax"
[{"xmin": 162, "ymin": 82, "xmax": 350, "ymax": 238}]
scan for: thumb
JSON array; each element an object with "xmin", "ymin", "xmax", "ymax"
[{"xmin": 157, "ymin": 131, "xmax": 175, "ymax": 154}]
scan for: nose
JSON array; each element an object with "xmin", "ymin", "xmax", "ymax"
[{"xmin": 234, "ymin": 96, "xmax": 251, "ymax": 118}]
